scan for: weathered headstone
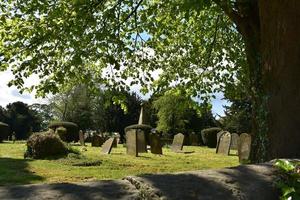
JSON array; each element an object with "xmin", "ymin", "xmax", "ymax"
[
  {"xmin": 137, "ymin": 130, "xmax": 147, "ymax": 153},
  {"xmin": 79, "ymin": 130, "xmax": 85, "ymax": 146},
  {"xmin": 101, "ymin": 138, "xmax": 115, "ymax": 154},
  {"xmin": 230, "ymin": 133, "xmax": 240, "ymax": 150},
  {"xmin": 91, "ymin": 135, "xmax": 105, "ymax": 147},
  {"xmin": 216, "ymin": 131, "xmax": 225, "ymax": 153},
  {"xmin": 150, "ymin": 133, "xmax": 162, "ymax": 154},
  {"xmin": 171, "ymin": 133, "xmax": 185, "ymax": 152},
  {"xmin": 126, "ymin": 129, "xmax": 138, "ymax": 156},
  {"xmin": 216, "ymin": 131, "xmax": 231, "ymax": 155},
  {"xmin": 238, "ymin": 133, "xmax": 252, "ymax": 163},
  {"xmin": 189, "ymin": 133, "xmax": 198, "ymax": 146}
]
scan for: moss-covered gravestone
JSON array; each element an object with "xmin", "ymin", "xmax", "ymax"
[
  {"xmin": 216, "ymin": 132, "xmax": 231, "ymax": 155},
  {"xmin": 171, "ymin": 133, "xmax": 185, "ymax": 152}
]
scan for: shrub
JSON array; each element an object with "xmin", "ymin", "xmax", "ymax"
[
  {"xmin": 25, "ymin": 132, "xmax": 69, "ymax": 159},
  {"xmin": 55, "ymin": 126, "xmax": 67, "ymax": 141},
  {"xmin": 49, "ymin": 121, "xmax": 78, "ymax": 142},
  {"xmin": 0, "ymin": 122, "xmax": 9, "ymax": 142},
  {"xmin": 201, "ymin": 127, "xmax": 222, "ymax": 148}
]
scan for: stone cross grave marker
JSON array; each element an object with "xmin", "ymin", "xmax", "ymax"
[
  {"xmin": 238, "ymin": 133, "xmax": 252, "ymax": 163},
  {"xmin": 137, "ymin": 129, "xmax": 147, "ymax": 153},
  {"xmin": 189, "ymin": 133, "xmax": 198, "ymax": 146},
  {"xmin": 101, "ymin": 138, "xmax": 115, "ymax": 154},
  {"xmin": 79, "ymin": 130, "xmax": 85, "ymax": 146},
  {"xmin": 171, "ymin": 133, "xmax": 185, "ymax": 152},
  {"xmin": 150, "ymin": 133, "xmax": 162, "ymax": 154},
  {"xmin": 126, "ymin": 129, "xmax": 138, "ymax": 156},
  {"xmin": 216, "ymin": 131, "xmax": 231, "ymax": 155},
  {"xmin": 230, "ymin": 133, "xmax": 240, "ymax": 150}
]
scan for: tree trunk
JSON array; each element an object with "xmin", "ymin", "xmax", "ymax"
[{"xmin": 259, "ymin": 0, "xmax": 300, "ymax": 159}]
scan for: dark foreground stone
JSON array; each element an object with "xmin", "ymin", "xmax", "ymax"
[{"xmin": 0, "ymin": 163, "xmax": 279, "ymax": 200}]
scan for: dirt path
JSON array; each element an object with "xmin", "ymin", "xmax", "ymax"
[{"xmin": 0, "ymin": 163, "xmax": 279, "ymax": 200}]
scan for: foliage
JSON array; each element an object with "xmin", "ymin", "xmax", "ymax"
[
  {"xmin": 49, "ymin": 121, "xmax": 79, "ymax": 142},
  {"xmin": 275, "ymin": 160, "xmax": 300, "ymax": 200},
  {"xmin": 0, "ymin": 142, "xmax": 239, "ymax": 186},
  {"xmin": 201, "ymin": 127, "xmax": 222, "ymax": 148},
  {"xmin": 0, "ymin": 122, "xmax": 9, "ymax": 142},
  {"xmin": 153, "ymin": 89, "xmax": 216, "ymax": 136},
  {"xmin": 29, "ymin": 104, "xmax": 54, "ymax": 131},
  {"xmin": 4, "ymin": 102, "xmax": 42, "ymax": 139},
  {"xmin": 24, "ymin": 132, "xmax": 69, "ymax": 159}
]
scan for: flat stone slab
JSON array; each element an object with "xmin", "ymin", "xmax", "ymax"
[
  {"xmin": 0, "ymin": 164, "xmax": 279, "ymax": 200},
  {"xmin": 0, "ymin": 180, "xmax": 139, "ymax": 200}
]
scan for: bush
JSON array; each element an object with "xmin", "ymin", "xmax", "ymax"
[
  {"xmin": 0, "ymin": 122, "xmax": 9, "ymax": 142},
  {"xmin": 55, "ymin": 126, "xmax": 67, "ymax": 141},
  {"xmin": 201, "ymin": 127, "xmax": 222, "ymax": 148},
  {"xmin": 25, "ymin": 132, "xmax": 69, "ymax": 159},
  {"xmin": 49, "ymin": 121, "xmax": 78, "ymax": 142}
]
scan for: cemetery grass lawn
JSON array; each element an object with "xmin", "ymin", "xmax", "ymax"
[{"xmin": 0, "ymin": 141, "xmax": 239, "ymax": 186}]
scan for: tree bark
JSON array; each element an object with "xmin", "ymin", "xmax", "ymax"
[{"xmin": 259, "ymin": 0, "xmax": 300, "ymax": 159}]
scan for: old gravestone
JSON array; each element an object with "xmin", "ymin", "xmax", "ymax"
[
  {"xmin": 126, "ymin": 129, "xmax": 138, "ymax": 156},
  {"xmin": 150, "ymin": 133, "xmax": 162, "ymax": 154},
  {"xmin": 91, "ymin": 135, "xmax": 105, "ymax": 147},
  {"xmin": 79, "ymin": 130, "xmax": 85, "ymax": 146},
  {"xmin": 101, "ymin": 138, "xmax": 115, "ymax": 154},
  {"xmin": 112, "ymin": 137, "xmax": 118, "ymax": 148},
  {"xmin": 137, "ymin": 129, "xmax": 147, "ymax": 153},
  {"xmin": 189, "ymin": 133, "xmax": 198, "ymax": 146},
  {"xmin": 216, "ymin": 131, "xmax": 226, "ymax": 153},
  {"xmin": 238, "ymin": 133, "xmax": 252, "ymax": 163},
  {"xmin": 230, "ymin": 133, "xmax": 240, "ymax": 150},
  {"xmin": 171, "ymin": 133, "xmax": 185, "ymax": 152},
  {"xmin": 216, "ymin": 131, "xmax": 231, "ymax": 155}
]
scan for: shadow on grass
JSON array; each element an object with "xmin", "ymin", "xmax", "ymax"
[{"xmin": 0, "ymin": 157, "xmax": 44, "ymax": 186}]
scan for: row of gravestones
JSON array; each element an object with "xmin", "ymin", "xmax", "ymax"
[
  {"xmin": 216, "ymin": 131, "xmax": 252, "ymax": 162},
  {"xmin": 78, "ymin": 131, "xmax": 119, "ymax": 154},
  {"xmin": 126, "ymin": 130, "xmax": 190, "ymax": 156}
]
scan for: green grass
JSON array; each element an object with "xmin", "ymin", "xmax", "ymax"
[{"xmin": 0, "ymin": 141, "xmax": 239, "ymax": 186}]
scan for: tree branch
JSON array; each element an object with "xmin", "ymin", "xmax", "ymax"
[{"xmin": 213, "ymin": 0, "xmax": 242, "ymax": 25}]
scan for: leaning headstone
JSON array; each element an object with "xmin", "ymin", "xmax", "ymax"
[
  {"xmin": 79, "ymin": 130, "xmax": 85, "ymax": 146},
  {"xmin": 91, "ymin": 135, "xmax": 104, "ymax": 147},
  {"xmin": 216, "ymin": 131, "xmax": 225, "ymax": 153},
  {"xmin": 216, "ymin": 131, "xmax": 231, "ymax": 155},
  {"xmin": 150, "ymin": 133, "xmax": 162, "ymax": 154},
  {"xmin": 101, "ymin": 138, "xmax": 115, "ymax": 154},
  {"xmin": 189, "ymin": 133, "xmax": 198, "ymax": 146},
  {"xmin": 238, "ymin": 133, "xmax": 252, "ymax": 163},
  {"xmin": 230, "ymin": 133, "xmax": 240, "ymax": 150},
  {"xmin": 126, "ymin": 129, "xmax": 138, "ymax": 156},
  {"xmin": 137, "ymin": 130, "xmax": 147, "ymax": 153},
  {"xmin": 171, "ymin": 133, "xmax": 185, "ymax": 152}
]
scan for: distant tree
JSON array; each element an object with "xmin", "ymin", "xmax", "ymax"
[
  {"xmin": 29, "ymin": 104, "xmax": 54, "ymax": 131},
  {"xmin": 5, "ymin": 102, "xmax": 41, "ymax": 139},
  {"xmin": 153, "ymin": 89, "xmax": 216, "ymax": 136}
]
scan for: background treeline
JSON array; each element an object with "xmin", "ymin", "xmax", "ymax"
[{"xmin": 0, "ymin": 85, "xmax": 252, "ymax": 141}]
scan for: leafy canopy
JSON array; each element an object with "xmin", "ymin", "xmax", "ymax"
[{"xmin": 0, "ymin": 0, "xmax": 247, "ymax": 102}]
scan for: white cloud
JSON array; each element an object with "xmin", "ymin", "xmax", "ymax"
[{"xmin": 0, "ymin": 70, "xmax": 46, "ymax": 107}]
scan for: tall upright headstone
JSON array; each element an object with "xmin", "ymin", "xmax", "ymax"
[
  {"xmin": 79, "ymin": 130, "xmax": 85, "ymax": 146},
  {"xmin": 171, "ymin": 133, "xmax": 185, "ymax": 152},
  {"xmin": 230, "ymin": 133, "xmax": 240, "ymax": 150},
  {"xmin": 137, "ymin": 129, "xmax": 147, "ymax": 153},
  {"xmin": 216, "ymin": 131, "xmax": 231, "ymax": 155},
  {"xmin": 101, "ymin": 138, "xmax": 115, "ymax": 154},
  {"xmin": 150, "ymin": 133, "xmax": 162, "ymax": 154},
  {"xmin": 126, "ymin": 129, "xmax": 138, "ymax": 156},
  {"xmin": 238, "ymin": 133, "xmax": 252, "ymax": 163},
  {"xmin": 189, "ymin": 133, "xmax": 199, "ymax": 146},
  {"xmin": 216, "ymin": 131, "xmax": 226, "ymax": 153},
  {"xmin": 138, "ymin": 103, "xmax": 146, "ymax": 125}
]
